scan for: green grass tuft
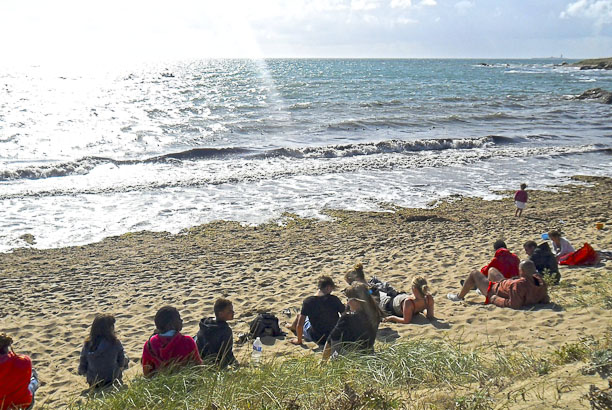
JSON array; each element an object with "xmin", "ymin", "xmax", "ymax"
[{"xmin": 69, "ymin": 335, "xmax": 612, "ymax": 410}]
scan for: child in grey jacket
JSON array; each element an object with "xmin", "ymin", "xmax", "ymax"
[{"xmin": 78, "ymin": 314, "xmax": 128, "ymax": 388}]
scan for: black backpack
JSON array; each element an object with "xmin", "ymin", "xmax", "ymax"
[{"xmin": 249, "ymin": 313, "xmax": 283, "ymax": 338}]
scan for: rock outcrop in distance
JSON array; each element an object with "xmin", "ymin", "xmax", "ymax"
[
  {"xmin": 575, "ymin": 88, "xmax": 612, "ymax": 104},
  {"xmin": 571, "ymin": 57, "xmax": 612, "ymax": 70}
]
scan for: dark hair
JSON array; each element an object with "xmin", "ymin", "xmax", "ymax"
[
  {"xmin": 520, "ymin": 183, "xmax": 527, "ymax": 190},
  {"xmin": 318, "ymin": 275, "xmax": 336, "ymax": 290},
  {"xmin": 0, "ymin": 333, "xmax": 13, "ymax": 354},
  {"xmin": 86, "ymin": 314, "xmax": 118, "ymax": 351},
  {"xmin": 548, "ymin": 230, "xmax": 561, "ymax": 239},
  {"xmin": 493, "ymin": 239, "xmax": 507, "ymax": 250},
  {"xmin": 214, "ymin": 298, "xmax": 233, "ymax": 317},
  {"xmin": 344, "ymin": 262, "xmax": 366, "ymax": 284},
  {"xmin": 154, "ymin": 306, "xmax": 182, "ymax": 334},
  {"xmin": 523, "ymin": 240, "xmax": 537, "ymax": 250}
]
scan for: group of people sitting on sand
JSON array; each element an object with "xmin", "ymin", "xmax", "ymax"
[
  {"xmin": 286, "ymin": 264, "xmax": 435, "ymax": 359},
  {"xmin": 2, "ymin": 229, "xmax": 592, "ymax": 409},
  {"xmin": 286, "ymin": 234, "xmax": 580, "ymax": 358},
  {"xmin": 1, "ymin": 299, "xmax": 238, "ymax": 409}
]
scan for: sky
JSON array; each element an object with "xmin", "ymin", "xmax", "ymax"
[{"xmin": 0, "ymin": 0, "xmax": 611, "ymax": 64}]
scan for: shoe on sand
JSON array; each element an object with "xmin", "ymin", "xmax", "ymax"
[
  {"xmin": 447, "ymin": 293, "xmax": 463, "ymax": 302},
  {"xmin": 475, "ymin": 288, "xmax": 483, "ymax": 296}
]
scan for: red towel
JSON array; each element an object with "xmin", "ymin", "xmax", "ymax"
[{"xmin": 559, "ymin": 243, "xmax": 599, "ymax": 266}]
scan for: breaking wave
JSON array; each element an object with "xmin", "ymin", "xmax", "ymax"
[{"xmin": 0, "ymin": 136, "xmax": 513, "ymax": 181}]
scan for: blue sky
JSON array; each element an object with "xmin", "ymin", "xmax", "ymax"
[{"xmin": 1, "ymin": 0, "xmax": 611, "ymax": 63}]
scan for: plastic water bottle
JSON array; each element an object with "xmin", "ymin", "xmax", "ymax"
[{"xmin": 252, "ymin": 337, "xmax": 263, "ymax": 365}]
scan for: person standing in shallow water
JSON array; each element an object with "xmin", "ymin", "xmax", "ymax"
[{"xmin": 514, "ymin": 183, "xmax": 528, "ymax": 217}]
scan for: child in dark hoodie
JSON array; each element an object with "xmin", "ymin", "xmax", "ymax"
[
  {"xmin": 195, "ymin": 298, "xmax": 237, "ymax": 368},
  {"xmin": 141, "ymin": 306, "xmax": 202, "ymax": 376},
  {"xmin": 78, "ymin": 314, "xmax": 128, "ymax": 388}
]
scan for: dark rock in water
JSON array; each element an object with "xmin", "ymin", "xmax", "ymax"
[
  {"xmin": 19, "ymin": 233, "xmax": 36, "ymax": 245},
  {"xmin": 576, "ymin": 88, "xmax": 612, "ymax": 104},
  {"xmin": 479, "ymin": 62, "xmax": 490, "ymax": 66}
]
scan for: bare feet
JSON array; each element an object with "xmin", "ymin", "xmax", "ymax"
[{"xmin": 290, "ymin": 338, "xmax": 302, "ymax": 345}]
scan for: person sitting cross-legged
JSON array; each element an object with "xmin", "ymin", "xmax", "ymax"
[
  {"xmin": 288, "ymin": 276, "xmax": 345, "ymax": 346},
  {"xmin": 447, "ymin": 260, "xmax": 549, "ymax": 309}
]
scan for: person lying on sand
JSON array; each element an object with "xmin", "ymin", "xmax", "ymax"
[
  {"xmin": 322, "ymin": 283, "xmax": 381, "ymax": 360},
  {"xmin": 480, "ymin": 239, "xmax": 520, "ymax": 279},
  {"xmin": 78, "ymin": 314, "xmax": 128, "ymax": 389},
  {"xmin": 0, "ymin": 333, "xmax": 39, "ymax": 410},
  {"xmin": 194, "ymin": 298, "xmax": 237, "ymax": 368},
  {"xmin": 447, "ymin": 260, "xmax": 549, "ymax": 309},
  {"xmin": 381, "ymin": 276, "xmax": 434, "ymax": 324},
  {"xmin": 288, "ymin": 276, "xmax": 345, "ymax": 346},
  {"xmin": 524, "ymin": 240, "xmax": 560, "ymax": 283},
  {"xmin": 141, "ymin": 306, "xmax": 202, "ymax": 376}
]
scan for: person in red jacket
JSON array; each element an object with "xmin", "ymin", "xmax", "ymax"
[
  {"xmin": 448, "ymin": 260, "xmax": 549, "ymax": 308},
  {"xmin": 480, "ymin": 240, "xmax": 520, "ymax": 280},
  {"xmin": 142, "ymin": 306, "xmax": 202, "ymax": 377},
  {"xmin": 0, "ymin": 333, "xmax": 39, "ymax": 410}
]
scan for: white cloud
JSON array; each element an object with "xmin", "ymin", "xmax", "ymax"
[
  {"xmin": 390, "ymin": 0, "xmax": 436, "ymax": 8},
  {"xmin": 351, "ymin": 0, "xmax": 383, "ymax": 11},
  {"xmin": 390, "ymin": 0, "xmax": 412, "ymax": 8},
  {"xmin": 560, "ymin": 0, "xmax": 612, "ymax": 22},
  {"xmin": 454, "ymin": 0, "xmax": 475, "ymax": 14},
  {"xmin": 397, "ymin": 16, "xmax": 419, "ymax": 24}
]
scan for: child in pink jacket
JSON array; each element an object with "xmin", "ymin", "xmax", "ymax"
[
  {"xmin": 514, "ymin": 183, "xmax": 528, "ymax": 217},
  {"xmin": 142, "ymin": 306, "xmax": 202, "ymax": 376}
]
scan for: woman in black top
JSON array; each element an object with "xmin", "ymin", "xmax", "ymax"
[{"xmin": 322, "ymin": 283, "xmax": 382, "ymax": 360}]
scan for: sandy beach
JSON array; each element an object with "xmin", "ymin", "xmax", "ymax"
[{"xmin": 1, "ymin": 175, "xmax": 611, "ymax": 408}]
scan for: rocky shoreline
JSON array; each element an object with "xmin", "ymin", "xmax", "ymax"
[{"xmin": 570, "ymin": 57, "xmax": 612, "ymax": 70}]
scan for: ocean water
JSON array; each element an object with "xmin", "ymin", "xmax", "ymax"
[{"xmin": 1, "ymin": 59, "xmax": 611, "ymax": 252}]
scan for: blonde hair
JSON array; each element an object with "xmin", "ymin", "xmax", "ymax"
[
  {"xmin": 345, "ymin": 283, "xmax": 383, "ymax": 327},
  {"xmin": 344, "ymin": 262, "xmax": 366, "ymax": 284},
  {"xmin": 411, "ymin": 276, "xmax": 431, "ymax": 297}
]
